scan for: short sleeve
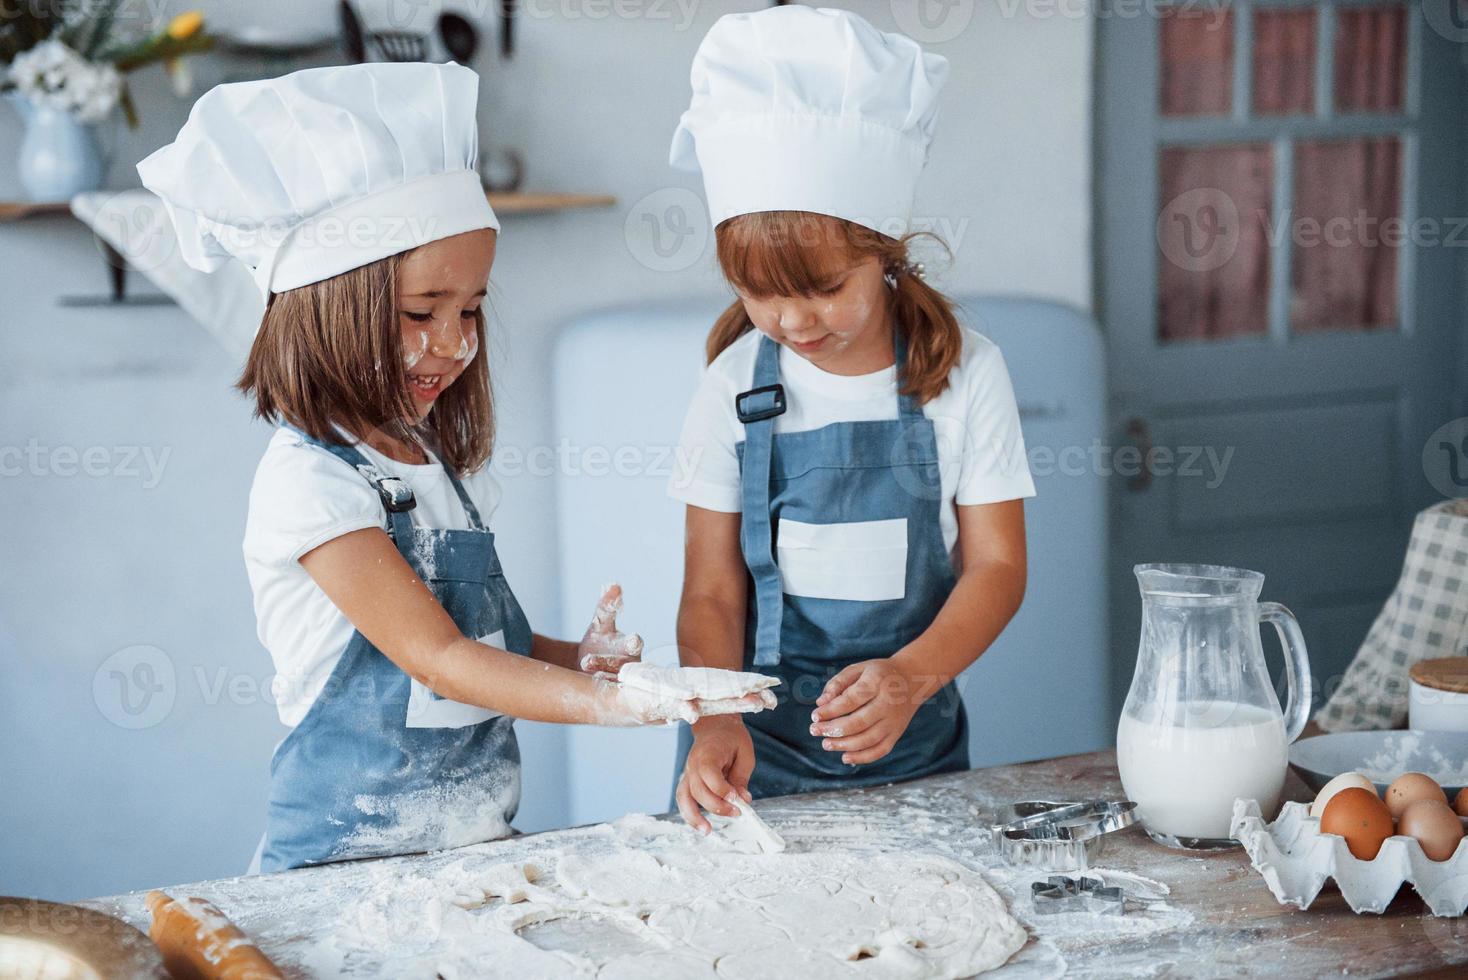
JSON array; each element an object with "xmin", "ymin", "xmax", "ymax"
[
  {"xmin": 668, "ymin": 366, "xmax": 743, "ymax": 513},
  {"xmin": 243, "ymin": 435, "xmax": 385, "ymax": 567},
  {"xmin": 954, "ymin": 338, "xmax": 1037, "ymax": 506}
]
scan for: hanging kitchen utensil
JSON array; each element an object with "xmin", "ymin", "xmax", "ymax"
[
  {"xmin": 480, "ymin": 148, "xmax": 525, "ymax": 194},
  {"xmin": 438, "ymin": 11, "xmax": 479, "ymax": 64},
  {"xmin": 501, "ymin": 0, "xmax": 516, "ymax": 58},
  {"xmin": 338, "ymin": 0, "xmax": 366, "ymax": 63},
  {"xmin": 373, "ymin": 30, "xmax": 426, "ymax": 63}
]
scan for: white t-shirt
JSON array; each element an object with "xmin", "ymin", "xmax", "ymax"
[
  {"xmin": 669, "ymin": 328, "xmax": 1036, "ymax": 556},
  {"xmin": 243, "ymin": 427, "xmax": 502, "ymax": 727}
]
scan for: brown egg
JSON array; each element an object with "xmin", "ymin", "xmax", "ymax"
[
  {"xmin": 1310, "ymin": 772, "xmax": 1377, "ymax": 819},
  {"xmin": 1384, "ymin": 772, "xmax": 1447, "ymax": 819},
  {"xmin": 1321, "ymin": 787, "xmax": 1395, "ymax": 861},
  {"xmin": 1398, "ymin": 799, "xmax": 1466, "ymax": 862},
  {"xmin": 1455, "ymin": 787, "xmax": 1468, "ymax": 819}
]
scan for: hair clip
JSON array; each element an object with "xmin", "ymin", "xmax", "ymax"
[{"xmin": 885, "ymin": 260, "xmax": 926, "ymax": 288}]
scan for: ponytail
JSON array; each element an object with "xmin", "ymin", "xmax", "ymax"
[{"xmin": 887, "ymin": 263, "xmax": 964, "ymax": 404}]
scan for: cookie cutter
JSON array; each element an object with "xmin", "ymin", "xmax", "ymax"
[
  {"xmin": 1030, "ymin": 874, "xmax": 1126, "ymax": 916},
  {"xmin": 990, "ymin": 800, "xmax": 1138, "ymax": 871}
]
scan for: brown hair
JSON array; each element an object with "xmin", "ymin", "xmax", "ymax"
[
  {"xmin": 237, "ymin": 252, "xmax": 494, "ymax": 475},
  {"xmin": 706, "ymin": 211, "xmax": 964, "ymax": 404}
]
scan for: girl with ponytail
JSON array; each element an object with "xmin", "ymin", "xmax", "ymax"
[{"xmin": 665, "ymin": 9, "xmax": 1037, "ymax": 828}]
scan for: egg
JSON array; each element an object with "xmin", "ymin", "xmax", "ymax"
[
  {"xmin": 1398, "ymin": 799, "xmax": 1466, "ymax": 861},
  {"xmin": 1310, "ymin": 771, "xmax": 1377, "ymax": 819},
  {"xmin": 1320, "ymin": 787, "xmax": 1395, "ymax": 861},
  {"xmin": 1455, "ymin": 787, "xmax": 1468, "ymax": 819},
  {"xmin": 1384, "ymin": 772, "xmax": 1448, "ymax": 819}
]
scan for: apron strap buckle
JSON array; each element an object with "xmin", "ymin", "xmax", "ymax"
[
  {"xmin": 735, "ymin": 384, "xmax": 787, "ymax": 424},
  {"xmin": 373, "ymin": 476, "xmax": 417, "ymax": 514}
]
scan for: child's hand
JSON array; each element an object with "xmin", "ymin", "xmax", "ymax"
[
  {"xmin": 577, "ymin": 583, "xmax": 644, "ymax": 674},
  {"xmin": 809, "ymin": 658, "xmax": 926, "ymax": 766},
  {"xmin": 675, "ymin": 716, "xmax": 755, "ymax": 833}
]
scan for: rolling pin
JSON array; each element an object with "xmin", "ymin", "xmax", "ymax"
[{"xmin": 145, "ymin": 890, "xmax": 284, "ymax": 980}]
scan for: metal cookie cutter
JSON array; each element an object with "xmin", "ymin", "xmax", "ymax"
[
  {"xmin": 1030, "ymin": 874, "xmax": 1126, "ymax": 916},
  {"xmin": 990, "ymin": 800, "xmax": 1138, "ymax": 871}
]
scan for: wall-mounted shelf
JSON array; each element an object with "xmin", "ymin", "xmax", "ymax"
[
  {"xmin": 0, "ymin": 200, "xmax": 72, "ymax": 222},
  {"xmin": 488, "ymin": 192, "xmax": 616, "ymax": 213},
  {"xmin": 1, "ymin": 190, "xmax": 617, "ymax": 304},
  {"xmin": 0, "ymin": 191, "xmax": 616, "ymax": 224}
]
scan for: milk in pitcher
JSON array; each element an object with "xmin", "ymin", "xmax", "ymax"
[{"xmin": 1117, "ymin": 699, "xmax": 1287, "ymax": 843}]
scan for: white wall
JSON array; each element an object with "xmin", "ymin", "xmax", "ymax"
[{"xmin": 0, "ymin": 0, "xmax": 1092, "ymax": 901}]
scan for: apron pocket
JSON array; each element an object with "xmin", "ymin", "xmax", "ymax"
[
  {"xmin": 776, "ymin": 517, "xmax": 907, "ymax": 601},
  {"xmin": 406, "ymin": 628, "xmax": 505, "ymax": 728}
]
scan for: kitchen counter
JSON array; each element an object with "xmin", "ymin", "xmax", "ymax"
[{"xmin": 83, "ymin": 750, "xmax": 1468, "ymax": 978}]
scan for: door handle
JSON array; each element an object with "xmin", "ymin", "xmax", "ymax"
[{"xmin": 1125, "ymin": 417, "xmax": 1152, "ymax": 492}]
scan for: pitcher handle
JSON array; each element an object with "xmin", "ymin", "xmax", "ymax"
[{"xmin": 1259, "ymin": 601, "xmax": 1312, "ymax": 743}]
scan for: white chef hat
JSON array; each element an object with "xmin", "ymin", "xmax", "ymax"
[
  {"xmin": 670, "ymin": 6, "xmax": 948, "ymax": 236},
  {"xmin": 137, "ymin": 62, "xmax": 498, "ymax": 298}
]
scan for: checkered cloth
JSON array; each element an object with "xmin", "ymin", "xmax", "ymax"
[{"xmin": 1316, "ymin": 499, "xmax": 1468, "ymax": 732}]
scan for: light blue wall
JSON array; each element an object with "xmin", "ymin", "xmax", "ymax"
[{"xmin": 1, "ymin": 1, "xmax": 1095, "ymax": 901}]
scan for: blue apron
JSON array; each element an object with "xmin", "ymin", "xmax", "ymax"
[
  {"xmin": 260, "ymin": 429, "xmax": 530, "ymax": 872},
  {"xmin": 675, "ymin": 332, "xmax": 969, "ymax": 799}
]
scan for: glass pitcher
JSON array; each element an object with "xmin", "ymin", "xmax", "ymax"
[{"xmin": 1117, "ymin": 564, "xmax": 1311, "ymax": 849}]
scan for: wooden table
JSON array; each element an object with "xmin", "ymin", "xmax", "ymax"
[{"xmin": 82, "ymin": 750, "xmax": 1468, "ymax": 978}]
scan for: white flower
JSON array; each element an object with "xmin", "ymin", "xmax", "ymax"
[{"xmin": 8, "ymin": 39, "xmax": 120, "ymax": 123}]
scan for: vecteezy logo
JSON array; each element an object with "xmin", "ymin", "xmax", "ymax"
[
  {"xmin": 1423, "ymin": 418, "xmax": 1468, "ymax": 499},
  {"xmin": 624, "ymin": 187, "xmax": 709, "ymax": 273},
  {"xmin": 93, "ymin": 645, "xmax": 175, "ymax": 729},
  {"xmin": 891, "ymin": 0, "xmax": 977, "ymax": 43},
  {"xmin": 1424, "ymin": 0, "xmax": 1468, "ymax": 43},
  {"xmin": 1156, "ymin": 187, "xmax": 1242, "ymax": 273},
  {"xmin": 92, "ymin": 192, "xmax": 176, "ymax": 274}
]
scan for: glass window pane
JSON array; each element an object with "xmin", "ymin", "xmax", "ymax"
[
  {"xmin": 1290, "ymin": 138, "xmax": 1402, "ymax": 332},
  {"xmin": 1157, "ymin": 144, "xmax": 1274, "ymax": 342},
  {"xmin": 1253, "ymin": 8, "xmax": 1316, "ymax": 115},
  {"xmin": 1334, "ymin": 5, "xmax": 1405, "ymax": 113},
  {"xmin": 1160, "ymin": 6, "xmax": 1234, "ymax": 117}
]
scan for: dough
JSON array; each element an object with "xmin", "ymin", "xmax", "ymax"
[
  {"xmin": 617, "ymin": 663, "xmax": 780, "ymax": 702},
  {"xmin": 708, "ymin": 798, "xmax": 787, "ymax": 855},
  {"xmin": 332, "ymin": 818, "xmax": 1029, "ymax": 979}
]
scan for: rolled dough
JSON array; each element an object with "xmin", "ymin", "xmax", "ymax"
[
  {"xmin": 708, "ymin": 799, "xmax": 787, "ymax": 855},
  {"xmin": 617, "ymin": 663, "xmax": 780, "ymax": 700}
]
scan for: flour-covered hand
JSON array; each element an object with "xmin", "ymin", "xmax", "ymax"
[
  {"xmin": 577, "ymin": 583, "xmax": 644, "ymax": 674},
  {"xmin": 676, "ymin": 716, "xmax": 755, "ymax": 832},
  {"xmin": 809, "ymin": 658, "xmax": 928, "ymax": 765}
]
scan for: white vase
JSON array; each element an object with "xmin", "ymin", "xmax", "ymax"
[{"xmin": 7, "ymin": 92, "xmax": 106, "ymax": 202}]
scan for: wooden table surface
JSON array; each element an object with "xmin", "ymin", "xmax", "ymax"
[{"xmin": 83, "ymin": 750, "xmax": 1468, "ymax": 978}]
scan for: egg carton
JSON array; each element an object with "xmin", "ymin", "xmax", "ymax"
[{"xmin": 1230, "ymin": 799, "xmax": 1468, "ymax": 917}]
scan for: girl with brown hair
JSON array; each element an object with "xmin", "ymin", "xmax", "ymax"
[
  {"xmin": 666, "ymin": 8, "xmax": 1036, "ymax": 828},
  {"xmin": 139, "ymin": 62, "xmax": 739, "ymax": 871}
]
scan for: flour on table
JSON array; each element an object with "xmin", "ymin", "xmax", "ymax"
[
  {"xmin": 708, "ymin": 798, "xmax": 787, "ymax": 855},
  {"xmin": 329, "ymin": 812, "xmax": 1028, "ymax": 978}
]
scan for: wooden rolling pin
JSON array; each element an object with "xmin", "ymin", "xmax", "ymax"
[{"xmin": 145, "ymin": 890, "xmax": 284, "ymax": 980}]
